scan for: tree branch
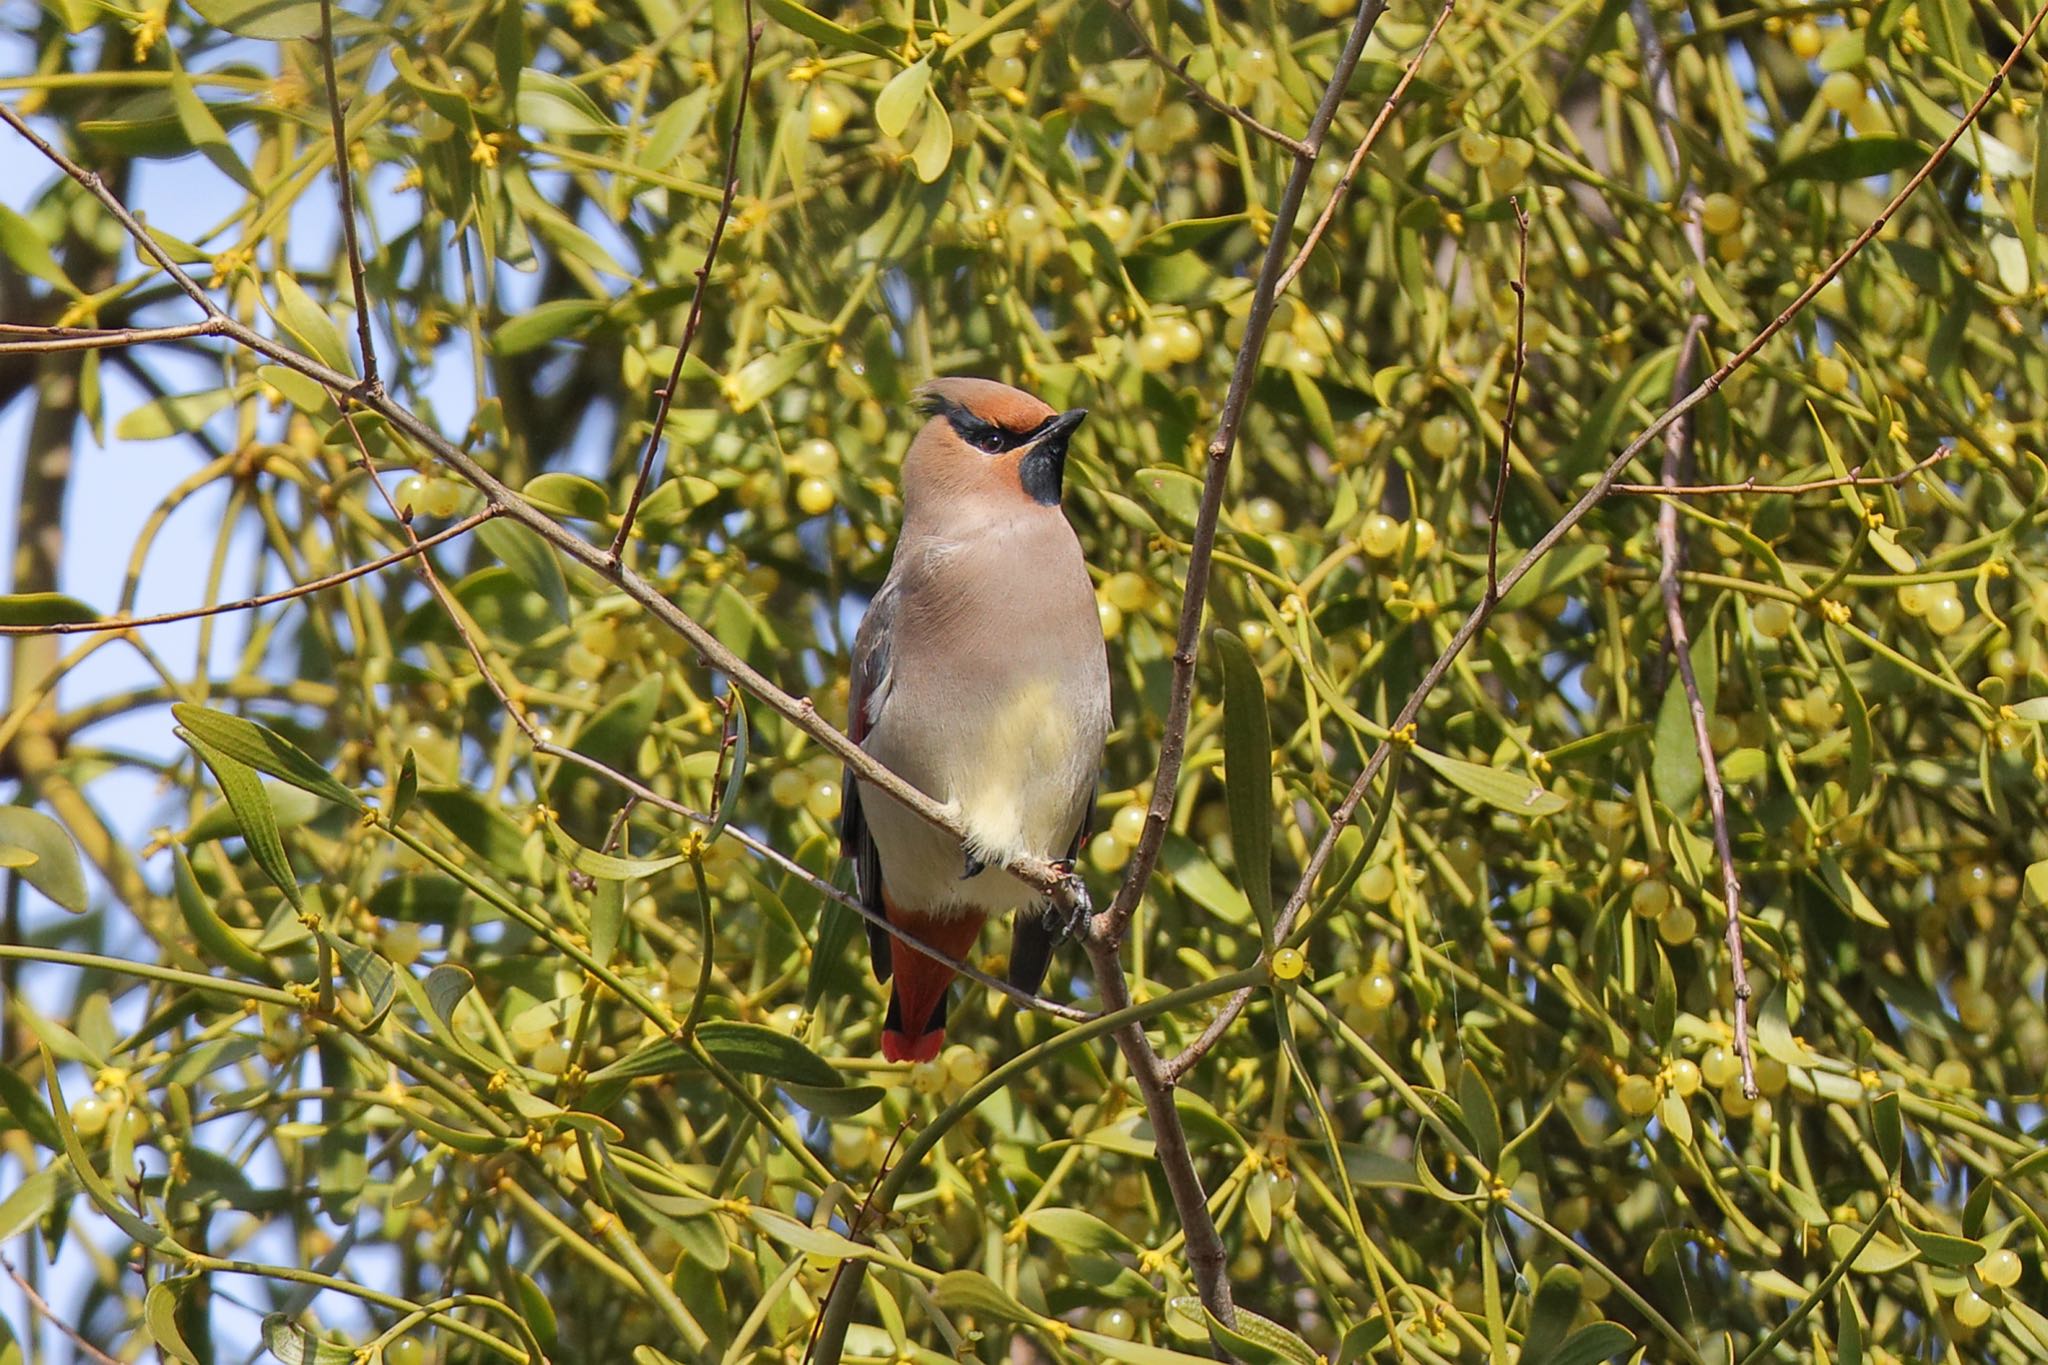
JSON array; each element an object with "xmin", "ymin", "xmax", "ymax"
[
  {"xmin": 1633, "ymin": 0, "xmax": 1753, "ymax": 1096},
  {"xmin": 1097, "ymin": 0, "xmax": 1389, "ymax": 949},
  {"xmin": 1105, "ymin": 0, "xmax": 1313, "ymax": 158},
  {"xmin": 0, "ymin": 320, "xmax": 223, "ymax": 354},
  {"xmin": 1485, "ymin": 196, "xmax": 1528, "ymax": 600},
  {"xmin": 1613, "ymin": 447, "xmax": 1950, "ymax": 496},
  {"xmin": 609, "ymin": 0, "xmax": 760, "ymax": 562},
  {"xmin": 0, "ymin": 508, "xmax": 497, "ymax": 635},
  {"xmin": 317, "ymin": 0, "xmax": 379, "ymax": 393},
  {"xmin": 1275, "ymin": 0, "xmax": 1456, "ymax": 296},
  {"xmin": 2, "ymin": 1253, "xmax": 124, "ymax": 1365},
  {"xmin": 1161, "ymin": 0, "xmax": 2048, "ymax": 1080}
]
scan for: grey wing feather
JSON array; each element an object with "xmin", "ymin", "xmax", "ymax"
[{"xmin": 841, "ymin": 581, "xmax": 899, "ymax": 981}]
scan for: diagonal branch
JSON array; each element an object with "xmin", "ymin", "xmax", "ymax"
[
  {"xmin": 0, "ymin": 321, "xmax": 223, "ymax": 354},
  {"xmin": 1163, "ymin": 0, "xmax": 2048, "ymax": 1082},
  {"xmin": 1276, "ymin": 0, "xmax": 1456, "ymax": 296},
  {"xmin": 1485, "ymin": 196, "xmax": 1529, "ymax": 600},
  {"xmin": 609, "ymin": 0, "xmax": 760, "ymax": 562},
  {"xmin": 1105, "ymin": 0, "xmax": 1312, "ymax": 158},
  {"xmin": 0, "ymin": 104, "xmax": 224, "ymax": 320},
  {"xmin": 2, "ymin": 1253, "xmax": 124, "ymax": 1365},
  {"xmin": 1613, "ymin": 446, "xmax": 1951, "ymax": 495},
  {"xmin": 317, "ymin": 0, "xmax": 379, "ymax": 393},
  {"xmin": 1097, "ymin": 0, "xmax": 1391, "ymax": 953},
  {"xmin": 0, "ymin": 508, "xmax": 497, "ymax": 635}
]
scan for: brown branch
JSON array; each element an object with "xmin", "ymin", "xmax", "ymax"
[
  {"xmin": 1654, "ymin": 322, "xmax": 1759, "ymax": 1098},
  {"xmin": 1275, "ymin": 0, "xmax": 1456, "ymax": 296},
  {"xmin": 0, "ymin": 104, "xmax": 224, "ymax": 320},
  {"xmin": 316, "ymin": 0, "xmax": 378, "ymax": 393},
  {"xmin": 0, "ymin": 509, "xmax": 498, "ymax": 635},
  {"xmin": 1614, "ymin": 447, "xmax": 1951, "ymax": 495},
  {"xmin": 1634, "ymin": 0, "xmax": 1753, "ymax": 1098},
  {"xmin": 1162, "ymin": 0, "xmax": 2048, "ymax": 1083},
  {"xmin": 0, "ymin": 321, "xmax": 223, "ymax": 354},
  {"xmin": 1485, "ymin": 196, "xmax": 1528, "ymax": 600},
  {"xmin": 609, "ymin": 0, "xmax": 760, "ymax": 562},
  {"xmin": 1, "ymin": 1253, "xmax": 124, "ymax": 1365},
  {"xmin": 1059, "ymin": 0, "xmax": 1393, "ymax": 1330},
  {"xmin": 1105, "ymin": 0, "xmax": 1313, "ymax": 158},
  {"xmin": 1098, "ymin": 0, "xmax": 1389, "ymax": 951}
]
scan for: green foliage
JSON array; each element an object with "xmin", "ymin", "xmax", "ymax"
[{"xmin": 5, "ymin": 0, "xmax": 2048, "ymax": 1359}]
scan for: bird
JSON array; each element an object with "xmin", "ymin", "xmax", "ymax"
[{"xmin": 839, "ymin": 376, "xmax": 1111, "ymax": 1064}]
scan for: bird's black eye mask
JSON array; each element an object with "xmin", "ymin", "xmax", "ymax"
[{"xmin": 916, "ymin": 394, "xmax": 1054, "ymax": 455}]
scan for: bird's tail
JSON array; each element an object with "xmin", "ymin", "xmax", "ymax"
[
  {"xmin": 879, "ymin": 904, "xmax": 985, "ymax": 1063},
  {"xmin": 881, "ymin": 988, "xmax": 949, "ymax": 1063}
]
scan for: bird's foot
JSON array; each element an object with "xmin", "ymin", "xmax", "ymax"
[
  {"xmin": 960, "ymin": 850, "xmax": 988, "ymax": 880},
  {"xmin": 1050, "ymin": 860, "xmax": 1093, "ymax": 938}
]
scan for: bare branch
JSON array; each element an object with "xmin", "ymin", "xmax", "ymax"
[
  {"xmin": 1614, "ymin": 447, "xmax": 1951, "ymax": 496},
  {"xmin": 316, "ymin": 0, "xmax": 379, "ymax": 393},
  {"xmin": 1635, "ymin": 0, "xmax": 1751, "ymax": 1097},
  {"xmin": 1276, "ymin": 0, "xmax": 1456, "ymax": 296},
  {"xmin": 1099, "ymin": 0, "xmax": 1390, "ymax": 954},
  {"xmin": 1485, "ymin": 196, "xmax": 1528, "ymax": 601},
  {"xmin": 1163, "ymin": 0, "xmax": 2048, "ymax": 1081},
  {"xmin": 609, "ymin": 1, "xmax": 761, "ymax": 562},
  {"xmin": 0, "ymin": 509, "xmax": 498, "ymax": 635},
  {"xmin": 1654, "ymin": 324, "xmax": 1760, "ymax": 1097},
  {"xmin": 2, "ymin": 1253, "xmax": 124, "ymax": 1365},
  {"xmin": 0, "ymin": 321, "xmax": 223, "ymax": 354},
  {"xmin": 0, "ymin": 103, "xmax": 225, "ymax": 320},
  {"xmin": 1105, "ymin": 0, "xmax": 1313, "ymax": 158}
]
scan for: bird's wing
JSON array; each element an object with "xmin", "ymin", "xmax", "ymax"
[
  {"xmin": 1007, "ymin": 789, "xmax": 1095, "ymax": 996},
  {"xmin": 842, "ymin": 580, "xmax": 899, "ymax": 981}
]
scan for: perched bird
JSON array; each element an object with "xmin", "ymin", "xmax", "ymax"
[{"xmin": 840, "ymin": 377, "xmax": 1110, "ymax": 1063}]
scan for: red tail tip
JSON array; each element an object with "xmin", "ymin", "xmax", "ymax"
[{"xmin": 882, "ymin": 1028, "xmax": 945, "ymax": 1064}]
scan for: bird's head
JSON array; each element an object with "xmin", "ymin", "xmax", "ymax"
[{"xmin": 904, "ymin": 377, "xmax": 1087, "ymax": 512}]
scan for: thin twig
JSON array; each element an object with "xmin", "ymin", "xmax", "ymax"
[
  {"xmin": 0, "ymin": 104, "xmax": 224, "ymax": 319},
  {"xmin": 599, "ymin": 795, "xmax": 640, "ymax": 855},
  {"xmin": 1162, "ymin": 0, "xmax": 2048, "ymax": 1082},
  {"xmin": 1052, "ymin": 0, "xmax": 1392, "ymax": 1331},
  {"xmin": 608, "ymin": 0, "xmax": 760, "ymax": 562},
  {"xmin": 1656, "ymin": 324, "xmax": 1759, "ymax": 1096},
  {"xmin": 1099, "ymin": 0, "xmax": 1390, "ymax": 954},
  {"xmin": 317, "ymin": 0, "xmax": 379, "ymax": 393},
  {"xmin": 1275, "ymin": 0, "xmax": 1456, "ymax": 296},
  {"xmin": 1, "ymin": 1253, "xmax": 125, "ymax": 1365},
  {"xmin": 0, "ymin": 320, "xmax": 222, "ymax": 354},
  {"xmin": 1485, "ymin": 196, "xmax": 1528, "ymax": 600},
  {"xmin": 1105, "ymin": 0, "xmax": 1312, "ymax": 158},
  {"xmin": 1634, "ymin": 0, "xmax": 1753, "ymax": 1097},
  {"xmin": 1614, "ymin": 447, "xmax": 1950, "ymax": 495},
  {"xmin": 0, "ymin": 508, "xmax": 498, "ymax": 635}
]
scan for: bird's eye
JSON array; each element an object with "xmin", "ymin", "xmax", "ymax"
[{"xmin": 977, "ymin": 431, "xmax": 1005, "ymax": 453}]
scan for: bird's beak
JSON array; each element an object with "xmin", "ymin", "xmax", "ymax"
[{"xmin": 1019, "ymin": 408, "xmax": 1088, "ymax": 506}]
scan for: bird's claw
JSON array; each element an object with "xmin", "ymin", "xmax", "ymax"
[
  {"xmin": 1050, "ymin": 860, "xmax": 1093, "ymax": 938},
  {"xmin": 961, "ymin": 851, "xmax": 988, "ymax": 880}
]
